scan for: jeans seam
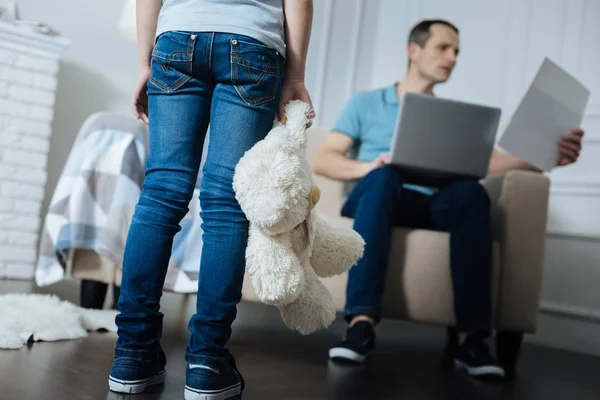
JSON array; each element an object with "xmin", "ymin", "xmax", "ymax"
[
  {"xmin": 344, "ymin": 306, "xmax": 380, "ymax": 315},
  {"xmin": 207, "ymin": 32, "xmax": 214, "ymax": 75},
  {"xmin": 115, "ymin": 347, "xmax": 154, "ymax": 353},
  {"xmin": 185, "ymin": 353, "xmax": 228, "ymax": 366},
  {"xmin": 150, "ymin": 74, "xmax": 192, "ymax": 93},
  {"xmin": 185, "ymin": 354, "xmax": 223, "ymax": 360}
]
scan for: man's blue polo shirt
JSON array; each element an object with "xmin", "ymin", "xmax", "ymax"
[{"xmin": 333, "ymin": 83, "xmax": 435, "ymax": 196}]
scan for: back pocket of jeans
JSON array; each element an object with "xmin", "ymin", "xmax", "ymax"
[
  {"xmin": 149, "ymin": 32, "xmax": 194, "ymax": 93},
  {"xmin": 230, "ymin": 38, "xmax": 282, "ymax": 106}
]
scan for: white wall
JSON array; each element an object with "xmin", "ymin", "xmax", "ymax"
[
  {"xmin": 308, "ymin": 0, "xmax": 600, "ymax": 355},
  {"xmin": 14, "ymin": 0, "xmax": 138, "ymax": 221}
]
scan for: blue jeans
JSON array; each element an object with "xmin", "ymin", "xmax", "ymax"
[
  {"xmin": 115, "ymin": 32, "xmax": 285, "ymax": 365},
  {"xmin": 342, "ymin": 166, "xmax": 493, "ymax": 332}
]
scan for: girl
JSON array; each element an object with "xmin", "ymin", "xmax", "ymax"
[{"xmin": 108, "ymin": 1, "xmax": 314, "ymax": 399}]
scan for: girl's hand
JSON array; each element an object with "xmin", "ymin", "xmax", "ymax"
[
  {"xmin": 131, "ymin": 67, "xmax": 151, "ymax": 123},
  {"xmin": 278, "ymin": 78, "xmax": 315, "ymax": 127}
]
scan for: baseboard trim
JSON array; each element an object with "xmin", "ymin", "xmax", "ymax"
[
  {"xmin": 527, "ymin": 311, "xmax": 600, "ymax": 357},
  {"xmin": 539, "ymin": 302, "xmax": 600, "ymax": 324},
  {"xmin": 546, "ymin": 230, "xmax": 600, "ymax": 242}
]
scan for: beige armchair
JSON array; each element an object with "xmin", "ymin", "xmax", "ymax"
[{"xmin": 240, "ymin": 126, "xmax": 551, "ymax": 373}]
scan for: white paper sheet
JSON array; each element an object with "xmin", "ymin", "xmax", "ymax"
[{"xmin": 498, "ymin": 58, "xmax": 590, "ymax": 171}]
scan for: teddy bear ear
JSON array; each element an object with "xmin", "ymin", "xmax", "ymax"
[
  {"xmin": 282, "ymin": 100, "xmax": 313, "ymax": 143},
  {"xmin": 270, "ymin": 100, "xmax": 311, "ymax": 132},
  {"xmin": 271, "ymin": 116, "xmax": 283, "ymax": 129}
]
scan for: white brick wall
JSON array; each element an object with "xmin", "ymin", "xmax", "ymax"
[
  {"xmin": 0, "ymin": 81, "xmax": 7, "ymax": 97},
  {"xmin": 0, "ymin": 181, "xmax": 46, "ymax": 201},
  {"xmin": 0, "ymin": 48, "xmax": 18, "ymax": 66},
  {"xmin": 0, "ymin": 163, "xmax": 47, "ymax": 184},
  {"xmin": 34, "ymin": 74, "xmax": 58, "ymax": 92},
  {"xmin": 0, "ymin": 230, "xmax": 39, "ymax": 247},
  {"xmin": 29, "ymin": 105, "xmax": 54, "ymax": 122},
  {"xmin": 9, "ymin": 84, "xmax": 55, "ymax": 107},
  {"xmin": 15, "ymin": 54, "xmax": 60, "ymax": 75},
  {"xmin": 0, "ymin": 65, "xmax": 34, "ymax": 86},
  {"xmin": 0, "ymin": 245, "xmax": 37, "ymax": 263},
  {"xmin": 0, "ymin": 98, "xmax": 30, "ymax": 117},
  {"xmin": 7, "ymin": 118, "xmax": 52, "ymax": 139},
  {"xmin": 0, "ymin": 262, "xmax": 35, "ymax": 279},
  {"xmin": 0, "ymin": 213, "xmax": 40, "ymax": 232},
  {"xmin": 0, "ymin": 23, "xmax": 67, "ymax": 279},
  {"xmin": 0, "ymin": 131, "xmax": 50, "ymax": 153},
  {"xmin": 0, "ymin": 148, "xmax": 48, "ymax": 169},
  {"xmin": 0, "ymin": 196, "xmax": 43, "ymax": 215}
]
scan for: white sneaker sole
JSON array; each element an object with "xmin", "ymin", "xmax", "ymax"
[
  {"xmin": 328, "ymin": 347, "xmax": 367, "ymax": 363},
  {"xmin": 454, "ymin": 359, "xmax": 505, "ymax": 377},
  {"xmin": 108, "ymin": 369, "xmax": 166, "ymax": 394},
  {"xmin": 184, "ymin": 382, "xmax": 242, "ymax": 400}
]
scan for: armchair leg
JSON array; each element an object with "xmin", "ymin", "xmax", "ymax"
[
  {"xmin": 446, "ymin": 326, "xmax": 458, "ymax": 350},
  {"xmin": 442, "ymin": 327, "xmax": 459, "ymax": 368},
  {"xmin": 80, "ymin": 279, "xmax": 108, "ymax": 309},
  {"xmin": 112, "ymin": 284, "xmax": 121, "ymax": 310},
  {"xmin": 496, "ymin": 330, "xmax": 524, "ymax": 378}
]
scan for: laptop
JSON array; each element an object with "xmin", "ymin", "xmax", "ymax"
[{"xmin": 389, "ymin": 92, "xmax": 501, "ymax": 188}]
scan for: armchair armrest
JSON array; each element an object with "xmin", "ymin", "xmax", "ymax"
[{"xmin": 481, "ymin": 171, "xmax": 550, "ymax": 331}]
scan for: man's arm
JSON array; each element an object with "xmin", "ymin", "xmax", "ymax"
[
  {"xmin": 487, "ymin": 127, "xmax": 584, "ymax": 175},
  {"xmin": 313, "ymin": 131, "xmax": 387, "ymax": 182},
  {"xmin": 487, "ymin": 148, "xmax": 541, "ymax": 175}
]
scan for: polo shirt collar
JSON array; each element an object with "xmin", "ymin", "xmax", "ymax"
[{"xmin": 384, "ymin": 82, "xmax": 400, "ymax": 105}]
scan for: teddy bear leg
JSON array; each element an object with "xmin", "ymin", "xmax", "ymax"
[
  {"xmin": 278, "ymin": 268, "xmax": 336, "ymax": 335},
  {"xmin": 310, "ymin": 214, "xmax": 365, "ymax": 278},
  {"xmin": 246, "ymin": 228, "xmax": 305, "ymax": 306}
]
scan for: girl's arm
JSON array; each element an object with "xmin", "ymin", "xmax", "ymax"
[
  {"xmin": 130, "ymin": 0, "xmax": 162, "ymax": 122},
  {"xmin": 278, "ymin": 0, "xmax": 315, "ymax": 124}
]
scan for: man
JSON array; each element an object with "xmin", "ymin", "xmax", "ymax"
[{"xmin": 313, "ymin": 19, "xmax": 584, "ymax": 379}]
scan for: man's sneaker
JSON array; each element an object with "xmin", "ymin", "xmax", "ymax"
[
  {"xmin": 184, "ymin": 355, "xmax": 244, "ymax": 400},
  {"xmin": 108, "ymin": 346, "xmax": 167, "ymax": 394},
  {"xmin": 328, "ymin": 321, "xmax": 376, "ymax": 363},
  {"xmin": 453, "ymin": 334, "xmax": 505, "ymax": 378}
]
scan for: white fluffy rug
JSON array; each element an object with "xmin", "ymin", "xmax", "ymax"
[{"xmin": 0, "ymin": 293, "xmax": 118, "ymax": 350}]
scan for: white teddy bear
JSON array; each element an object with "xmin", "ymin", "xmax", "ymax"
[{"xmin": 233, "ymin": 100, "xmax": 365, "ymax": 335}]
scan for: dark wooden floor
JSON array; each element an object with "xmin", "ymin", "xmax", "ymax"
[{"xmin": 2, "ymin": 279, "xmax": 600, "ymax": 400}]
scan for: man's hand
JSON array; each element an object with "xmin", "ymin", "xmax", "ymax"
[
  {"xmin": 132, "ymin": 67, "xmax": 151, "ymax": 123},
  {"xmin": 278, "ymin": 78, "xmax": 315, "ymax": 127},
  {"xmin": 361, "ymin": 153, "xmax": 390, "ymax": 177},
  {"xmin": 557, "ymin": 127, "xmax": 584, "ymax": 166}
]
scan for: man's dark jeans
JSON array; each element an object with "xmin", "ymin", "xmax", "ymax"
[{"xmin": 342, "ymin": 166, "xmax": 493, "ymax": 333}]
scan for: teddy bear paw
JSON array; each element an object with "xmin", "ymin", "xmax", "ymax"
[
  {"xmin": 250, "ymin": 268, "xmax": 305, "ymax": 307},
  {"xmin": 278, "ymin": 278, "xmax": 337, "ymax": 335},
  {"xmin": 280, "ymin": 299, "xmax": 336, "ymax": 335}
]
